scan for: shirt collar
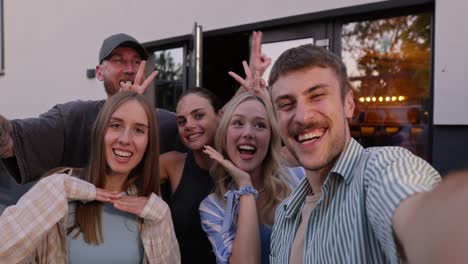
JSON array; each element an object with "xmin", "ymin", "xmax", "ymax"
[
  {"xmin": 283, "ymin": 138, "xmax": 364, "ymax": 218},
  {"xmin": 329, "ymin": 138, "xmax": 364, "ymax": 185},
  {"xmin": 284, "ymin": 177, "xmax": 312, "ymax": 218}
]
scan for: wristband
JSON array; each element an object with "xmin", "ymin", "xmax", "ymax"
[{"xmin": 221, "ymin": 185, "xmax": 259, "ymax": 232}]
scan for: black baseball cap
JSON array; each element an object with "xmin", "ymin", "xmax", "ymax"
[{"xmin": 99, "ymin": 33, "xmax": 149, "ymax": 64}]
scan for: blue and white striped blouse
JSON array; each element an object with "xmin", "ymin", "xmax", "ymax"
[{"xmin": 199, "ymin": 166, "xmax": 304, "ymax": 264}]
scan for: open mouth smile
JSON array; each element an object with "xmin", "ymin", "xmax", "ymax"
[
  {"xmin": 238, "ymin": 144, "xmax": 257, "ymax": 160},
  {"xmin": 187, "ymin": 132, "xmax": 203, "ymax": 141},
  {"xmin": 113, "ymin": 148, "xmax": 133, "ymax": 158},
  {"xmin": 294, "ymin": 128, "xmax": 326, "ymax": 144}
]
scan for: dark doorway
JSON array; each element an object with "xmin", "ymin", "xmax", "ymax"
[{"xmin": 202, "ymin": 32, "xmax": 250, "ymax": 105}]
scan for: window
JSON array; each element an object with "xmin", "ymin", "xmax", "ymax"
[
  {"xmin": 152, "ymin": 47, "xmax": 185, "ymax": 111},
  {"xmin": 261, "ymin": 38, "xmax": 314, "ymax": 84},
  {"xmin": 342, "ymin": 13, "xmax": 432, "ymax": 160}
]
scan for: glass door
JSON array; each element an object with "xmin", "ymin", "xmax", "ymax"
[
  {"xmin": 260, "ymin": 23, "xmax": 328, "ymax": 83},
  {"xmin": 341, "ymin": 13, "xmax": 433, "ymax": 160}
]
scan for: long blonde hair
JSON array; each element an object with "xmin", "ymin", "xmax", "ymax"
[{"xmin": 211, "ymin": 92, "xmax": 291, "ymax": 220}]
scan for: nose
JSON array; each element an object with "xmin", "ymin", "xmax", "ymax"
[
  {"xmin": 118, "ymin": 128, "xmax": 131, "ymax": 145},
  {"xmin": 122, "ymin": 61, "xmax": 137, "ymax": 74},
  {"xmin": 185, "ymin": 117, "xmax": 196, "ymax": 130},
  {"xmin": 241, "ymin": 125, "xmax": 254, "ymax": 139},
  {"xmin": 293, "ymin": 100, "xmax": 313, "ymax": 126}
]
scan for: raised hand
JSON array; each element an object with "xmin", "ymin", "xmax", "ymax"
[
  {"xmin": 249, "ymin": 31, "xmax": 271, "ymax": 77},
  {"xmin": 120, "ymin": 60, "xmax": 158, "ymax": 94},
  {"xmin": 112, "ymin": 195, "xmax": 149, "ymax": 216},
  {"xmin": 228, "ymin": 61, "xmax": 269, "ymax": 101},
  {"xmin": 203, "ymin": 145, "xmax": 252, "ymax": 187}
]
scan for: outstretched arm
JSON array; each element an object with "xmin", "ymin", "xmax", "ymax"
[
  {"xmin": 0, "ymin": 115, "xmax": 14, "ymax": 158},
  {"xmin": 393, "ymin": 170, "xmax": 468, "ymax": 263}
]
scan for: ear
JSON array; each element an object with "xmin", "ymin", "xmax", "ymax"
[
  {"xmin": 96, "ymin": 64, "xmax": 104, "ymax": 81},
  {"xmin": 217, "ymin": 109, "xmax": 224, "ymax": 119},
  {"xmin": 344, "ymin": 89, "xmax": 355, "ymax": 119}
]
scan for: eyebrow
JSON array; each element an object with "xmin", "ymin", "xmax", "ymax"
[
  {"xmin": 190, "ymin": 108, "xmax": 205, "ymax": 114},
  {"xmin": 109, "ymin": 117, "xmax": 148, "ymax": 128},
  {"xmin": 232, "ymin": 113, "xmax": 268, "ymax": 122},
  {"xmin": 274, "ymin": 83, "xmax": 328, "ymax": 104},
  {"xmin": 303, "ymin": 83, "xmax": 328, "ymax": 95},
  {"xmin": 176, "ymin": 108, "xmax": 205, "ymax": 119}
]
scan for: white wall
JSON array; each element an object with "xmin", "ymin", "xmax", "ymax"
[
  {"xmin": 0, "ymin": 0, "xmax": 383, "ymax": 118},
  {"xmin": 1, "ymin": 0, "xmax": 467, "ymax": 125},
  {"xmin": 433, "ymin": 0, "xmax": 468, "ymax": 125}
]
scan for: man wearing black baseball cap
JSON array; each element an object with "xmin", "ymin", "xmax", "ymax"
[
  {"xmin": 99, "ymin": 33, "xmax": 149, "ymax": 64},
  {"xmin": 0, "ymin": 33, "xmax": 180, "ymax": 187},
  {"xmin": 96, "ymin": 33, "xmax": 157, "ymax": 96}
]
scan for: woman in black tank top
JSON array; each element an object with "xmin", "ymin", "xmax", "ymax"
[{"xmin": 159, "ymin": 87, "xmax": 222, "ymax": 263}]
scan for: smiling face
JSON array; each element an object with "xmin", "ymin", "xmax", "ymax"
[
  {"xmin": 104, "ymin": 100, "xmax": 149, "ymax": 177},
  {"xmin": 176, "ymin": 93, "xmax": 220, "ymax": 151},
  {"xmin": 225, "ymin": 99, "xmax": 271, "ymax": 175},
  {"xmin": 271, "ymin": 66, "xmax": 355, "ymax": 175},
  {"xmin": 96, "ymin": 47, "xmax": 143, "ymax": 96}
]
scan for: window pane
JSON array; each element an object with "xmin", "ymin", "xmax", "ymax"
[
  {"xmin": 261, "ymin": 38, "xmax": 314, "ymax": 84},
  {"xmin": 342, "ymin": 13, "xmax": 432, "ymax": 160},
  {"xmin": 153, "ymin": 47, "xmax": 184, "ymax": 111}
]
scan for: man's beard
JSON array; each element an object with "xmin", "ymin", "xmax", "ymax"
[
  {"xmin": 286, "ymin": 118, "xmax": 348, "ymax": 172},
  {"xmin": 103, "ymin": 78, "xmax": 119, "ymax": 96}
]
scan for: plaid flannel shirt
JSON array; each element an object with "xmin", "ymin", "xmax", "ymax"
[{"xmin": 0, "ymin": 173, "xmax": 180, "ymax": 263}]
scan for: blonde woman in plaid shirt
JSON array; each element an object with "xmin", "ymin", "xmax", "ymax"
[{"xmin": 0, "ymin": 91, "xmax": 180, "ymax": 263}]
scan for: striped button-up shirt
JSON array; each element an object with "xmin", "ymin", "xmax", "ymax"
[{"xmin": 270, "ymin": 139, "xmax": 441, "ymax": 264}]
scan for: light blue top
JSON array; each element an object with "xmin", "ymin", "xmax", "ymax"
[
  {"xmin": 67, "ymin": 202, "xmax": 143, "ymax": 263},
  {"xmin": 199, "ymin": 166, "xmax": 304, "ymax": 264},
  {"xmin": 270, "ymin": 138, "xmax": 441, "ymax": 264}
]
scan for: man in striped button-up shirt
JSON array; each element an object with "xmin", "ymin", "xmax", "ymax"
[{"xmin": 267, "ymin": 44, "xmax": 466, "ymax": 263}]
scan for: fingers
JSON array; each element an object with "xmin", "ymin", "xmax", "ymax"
[
  {"xmin": 202, "ymin": 145, "xmax": 221, "ymax": 161},
  {"xmin": 263, "ymin": 55, "xmax": 272, "ymax": 65},
  {"xmin": 228, "ymin": 71, "xmax": 246, "ymax": 87},
  {"xmin": 134, "ymin": 60, "xmax": 146, "ymax": 86},
  {"xmin": 119, "ymin": 81, "xmax": 132, "ymax": 92},
  {"xmin": 113, "ymin": 196, "xmax": 148, "ymax": 216},
  {"xmin": 136, "ymin": 70, "xmax": 158, "ymax": 94},
  {"xmin": 95, "ymin": 188, "xmax": 122, "ymax": 203},
  {"xmin": 252, "ymin": 31, "xmax": 263, "ymax": 55},
  {"xmin": 242, "ymin": 61, "xmax": 252, "ymax": 80}
]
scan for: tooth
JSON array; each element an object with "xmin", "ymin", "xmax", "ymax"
[{"xmin": 239, "ymin": 145, "xmax": 255, "ymax": 150}]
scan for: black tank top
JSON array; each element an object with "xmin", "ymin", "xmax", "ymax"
[{"xmin": 168, "ymin": 151, "xmax": 216, "ymax": 263}]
